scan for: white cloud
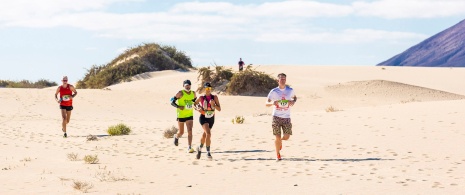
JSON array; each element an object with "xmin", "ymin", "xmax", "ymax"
[
  {"xmin": 255, "ymin": 29, "xmax": 428, "ymax": 43},
  {"xmin": 170, "ymin": 1, "xmax": 353, "ymax": 18},
  {"xmin": 353, "ymin": 0, "xmax": 465, "ymax": 19},
  {"xmin": 0, "ymin": 0, "xmax": 458, "ymax": 43}
]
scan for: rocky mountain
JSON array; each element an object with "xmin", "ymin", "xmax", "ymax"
[{"xmin": 378, "ymin": 19, "xmax": 465, "ymax": 67}]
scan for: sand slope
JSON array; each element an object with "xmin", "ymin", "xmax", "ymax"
[{"xmin": 1, "ymin": 66, "xmax": 465, "ymax": 194}]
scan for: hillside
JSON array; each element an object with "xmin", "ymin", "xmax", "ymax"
[
  {"xmin": 378, "ymin": 19, "xmax": 465, "ymax": 67},
  {"xmin": 77, "ymin": 43, "xmax": 193, "ymax": 89}
]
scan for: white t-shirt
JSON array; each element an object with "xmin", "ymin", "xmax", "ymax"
[{"xmin": 267, "ymin": 86, "xmax": 295, "ymax": 118}]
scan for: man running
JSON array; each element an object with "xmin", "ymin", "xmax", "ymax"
[
  {"xmin": 170, "ymin": 80, "xmax": 197, "ymax": 153},
  {"xmin": 265, "ymin": 73, "xmax": 297, "ymax": 161},
  {"xmin": 54, "ymin": 76, "xmax": 78, "ymax": 138},
  {"xmin": 194, "ymin": 82, "xmax": 221, "ymax": 159}
]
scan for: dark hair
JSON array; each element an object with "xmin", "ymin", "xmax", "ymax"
[
  {"xmin": 277, "ymin": 73, "xmax": 286, "ymax": 78},
  {"xmin": 183, "ymin": 80, "xmax": 191, "ymax": 86}
]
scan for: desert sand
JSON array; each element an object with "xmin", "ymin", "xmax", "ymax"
[{"xmin": 1, "ymin": 66, "xmax": 465, "ymax": 194}]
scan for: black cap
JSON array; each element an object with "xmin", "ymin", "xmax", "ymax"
[
  {"xmin": 204, "ymin": 82, "xmax": 212, "ymax": 88},
  {"xmin": 183, "ymin": 80, "xmax": 191, "ymax": 86}
]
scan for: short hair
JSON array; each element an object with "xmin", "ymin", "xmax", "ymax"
[{"xmin": 277, "ymin": 73, "xmax": 286, "ymax": 78}]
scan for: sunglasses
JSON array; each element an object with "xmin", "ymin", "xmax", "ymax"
[
  {"xmin": 62, "ymin": 80, "xmax": 68, "ymax": 82},
  {"xmin": 205, "ymin": 87, "xmax": 212, "ymax": 90}
]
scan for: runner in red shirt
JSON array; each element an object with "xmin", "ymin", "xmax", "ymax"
[{"xmin": 54, "ymin": 76, "xmax": 78, "ymax": 138}]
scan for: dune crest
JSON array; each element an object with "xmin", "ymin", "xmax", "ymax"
[{"xmin": 326, "ymin": 80, "xmax": 465, "ymax": 102}]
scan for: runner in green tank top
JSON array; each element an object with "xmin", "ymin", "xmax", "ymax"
[{"xmin": 170, "ymin": 80, "xmax": 197, "ymax": 153}]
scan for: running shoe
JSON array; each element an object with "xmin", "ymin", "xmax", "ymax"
[
  {"xmin": 174, "ymin": 136, "xmax": 178, "ymax": 146},
  {"xmin": 188, "ymin": 147, "xmax": 195, "ymax": 153},
  {"xmin": 207, "ymin": 153, "xmax": 212, "ymax": 159},
  {"xmin": 196, "ymin": 147, "xmax": 201, "ymax": 159},
  {"xmin": 63, "ymin": 132, "xmax": 67, "ymax": 138},
  {"xmin": 276, "ymin": 153, "xmax": 282, "ymax": 161}
]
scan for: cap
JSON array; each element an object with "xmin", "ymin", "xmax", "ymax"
[
  {"xmin": 62, "ymin": 76, "xmax": 68, "ymax": 80},
  {"xmin": 183, "ymin": 80, "xmax": 191, "ymax": 86},
  {"xmin": 204, "ymin": 82, "xmax": 212, "ymax": 88}
]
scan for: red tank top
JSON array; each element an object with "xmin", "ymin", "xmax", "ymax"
[{"xmin": 59, "ymin": 85, "xmax": 73, "ymax": 106}]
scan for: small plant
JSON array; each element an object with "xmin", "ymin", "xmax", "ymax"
[
  {"xmin": 83, "ymin": 155, "xmax": 99, "ymax": 164},
  {"xmin": 20, "ymin": 157, "xmax": 32, "ymax": 162},
  {"xmin": 86, "ymin": 134, "xmax": 98, "ymax": 141},
  {"xmin": 73, "ymin": 180, "xmax": 94, "ymax": 193},
  {"xmin": 107, "ymin": 123, "xmax": 131, "ymax": 136},
  {"xmin": 95, "ymin": 170, "xmax": 129, "ymax": 182},
  {"xmin": 163, "ymin": 126, "xmax": 178, "ymax": 139},
  {"xmin": 325, "ymin": 106, "xmax": 342, "ymax": 112},
  {"xmin": 232, "ymin": 116, "xmax": 245, "ymax": 124},
  {"xmin": 67, "ymin": 153, "xmax": 80, "ymax": 161}
]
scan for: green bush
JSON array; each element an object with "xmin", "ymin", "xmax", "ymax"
[
  {"xmin": 107, "ymin": 123, "xmax": 132, "ymax": 136},
  {"xmin": 77, "ymin": 43, "xmax": 193, "ymax": 89},
  {"xmin": 0, "ymin": 79, "xmax": 57, "ymax": 88},
  {"xmin": 83, "ymin": 155, "xmax": 99, "ymax": 164}
]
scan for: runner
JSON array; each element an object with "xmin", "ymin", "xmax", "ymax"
[
  {"xmin": 54, "ymin": 76, "xmax": 78, "ymax": 138},
  {"xmin": 238, "ymin": 58, "xmax": 245, "ymax": 71},
  {"xmin": 170, "ymin": 80, "xmax": 197, "ymax": 153},
  {"xmin": 265, "ymin": 73, "xmax": 297, "ymax": 161},
  {"xmin": 194, "ymin": 82, "xmax": 221, "ymax": 159}
]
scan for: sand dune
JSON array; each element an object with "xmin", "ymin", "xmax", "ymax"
[
  {"xmin": 326, "ymin": 79, "xmax": 465, "ymax": 104},
  {"xmin": 1, "ymin": 66, "xmax": 465, "ymax": 194}
]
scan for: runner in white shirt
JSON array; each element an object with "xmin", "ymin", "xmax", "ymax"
[{"xmin": 266, "ymin": 73, "xmax": 297, "ymax": 161}]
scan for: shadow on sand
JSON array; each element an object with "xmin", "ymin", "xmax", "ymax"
[
  {"xmin": 241, "ymin": 157, "xmax": 393, "ymax": 162},
  {"xmin": 215, "ymin": 150, "xmax": 272, "ymax": 154}
]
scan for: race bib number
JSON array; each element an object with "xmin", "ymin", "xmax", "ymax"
[
  {"xmin": 185, "ymin": 102, "xmax": 193, "ymax": 110},
  {"xmin": 62, "ymin": 95, "xmax": 71, "ymax": 101},
  {"xmin": 277, "ymin": 100, "xmax": 289, "ymax": 108},
  {"xmin": 205, "ymin": 111, "xmax": 214, "ymax": 118}
]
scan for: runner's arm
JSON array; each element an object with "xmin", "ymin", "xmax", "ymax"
[
  {"xmin": 212, "ymin": 95, "xmax": 221, "ymax": 111},
  {"xmin": 55, "ymin": 87, "xmax": 61, "ymax": 102},
  {"xmin": 289, "ymin": 90, "xmax": 296, "ymax": 106},
  {"xmin": 170, "ymin": 91, "xmax": 183, "ymax": 108},
  {"xmin": 70, "ymin": 85, "xmax": 78, "ymax": 98},
  {"xmin": 194, "ymin": 96, "xmax": 202, "ymax": 111}
]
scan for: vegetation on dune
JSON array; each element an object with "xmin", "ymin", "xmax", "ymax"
[
  {"xmin": 197, "ymin": 65, "xmax": 277, "ymax": 96},
  {"xmin": 77, "ymin": 43, "xmax": 193, "ymax": 89},
  {"xmin": 107, "ymin": 123, "xmax": 132, "ymax": 136},
  {"xmin": 0, "ymin": 79, "xmax": 57, "ymax": 88}
]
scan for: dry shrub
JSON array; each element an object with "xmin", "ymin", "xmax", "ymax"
[
  {"xmin": 196, "ymin": 65, "xmax": 233, "ymax": 93},
  {"xmin": 196, "ymin": 65, "xmax": 276, "ymax": 96},
  {"xmin": 95, "ymin": 170, "xmax": 129, "ymax": 182},
  {"xmin": 226, "ymin": 67, "xmax": 276, "ymax": 96},
  {"xmin": 107, "ymin": 123, "xmax": 131, "ymax": 136},
  {"xmin": 231, "ymin": 116, "xmax": 245, "ymax": 124},
  {"xmin": 325, "ymin": 106, "xmax": 342, "ymax": 112},
  {"xmin": 163, "ymin": 126, "xmax": 178, "ymax": 138},
  {"xmin": 73, "ymin": 180, "xmax": 94, "ymax": 193},
  {"xmin": 86, "ymin": 134, "xmax": 98, "ymax": 141},
  {"xmin": 67, "ymin": 153, "xmax": 79, "ymax": 161},
  {"xmin": 83, "ymin": 155, "xmax": 99, "ymax": 164}
]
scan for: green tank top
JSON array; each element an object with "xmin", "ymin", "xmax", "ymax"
[{"xmin": 177, "ymin": 90, "xmax": 195, "ymax": 118}]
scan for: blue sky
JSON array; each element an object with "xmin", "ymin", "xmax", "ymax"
[{"xmin": 1, "ymin": 0, "xmax": 465, "ymax": 83}]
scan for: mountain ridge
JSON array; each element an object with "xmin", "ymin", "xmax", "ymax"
[{"xmin": 378, "ymin": 19, "xmax": 465, "ymax": 67}]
